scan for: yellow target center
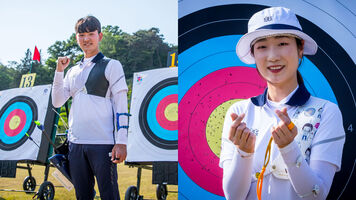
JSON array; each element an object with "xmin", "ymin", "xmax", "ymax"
[
  {"xmin": 206, "ymin": 99, "xmax": 243, "ymax": 158},
  {"xmin": 164, "ymin": 103, "xmax": 178, "ymax": 121},
  {"xmin": 9, "ymin": 115, "xmax": 21, "ymax": 130}
]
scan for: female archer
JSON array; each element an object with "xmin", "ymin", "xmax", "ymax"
[{"xmin": 220, "ymin": 7, "xmax": 345, "ymax": 200}]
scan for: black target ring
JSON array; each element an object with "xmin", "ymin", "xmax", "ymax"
[
  {"xmin": 139, "ymin": 77, "xmax": 178, "ymax": 150},
  {"xmin": 0, "ymin": 96, "xmax": 38, "ymax": 151}
]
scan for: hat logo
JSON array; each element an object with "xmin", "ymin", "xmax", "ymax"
[{"xmin": 264, "ymin": 16, "xmax": 272, "ymax": 22}]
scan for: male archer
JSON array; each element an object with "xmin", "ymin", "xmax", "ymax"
[{"xmin": 52, "ymin": 16, "xmax": 129, "ymax": 200}]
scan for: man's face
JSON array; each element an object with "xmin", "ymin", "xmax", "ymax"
[{"xmin": 76, "ymin": 30, "xmax": 103, "ymax": 57}]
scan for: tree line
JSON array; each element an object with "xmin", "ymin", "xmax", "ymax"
[{"xmin": 0, "ymin": 25, "xmax": 177, "ymax": 91}]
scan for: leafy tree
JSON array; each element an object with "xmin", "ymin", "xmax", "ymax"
[
  {"xmin": 10, "ymin": 49, "xmax": 35, "ymax": 87},
  {"xmin": 10, "ymin": 48, "xmax": 53, "ymax": 87},
  {"xmin": 100, "ymin": 26, "xmax": 177, "ymax": 79},
  {"xmin": 0, "ymin": 63, "xmax": 15, "ymax": 90},
  {"xmin": 46, "ymin": 33, "xmax": 82, "ymax": 75}
]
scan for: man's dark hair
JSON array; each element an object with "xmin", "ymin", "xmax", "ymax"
[{"xmin": 75, "ymin": 15, "xmax": 101, "ymax": 34}]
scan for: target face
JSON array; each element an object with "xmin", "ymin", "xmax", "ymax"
[
  {"xmin": 139, "ymin": 77, "xmax": 178, "ymax": 149},
  {"xmin": 127, "ymin": 67, "xmax": 178, "ymax": 162},
  {"xmin": 0, "ymin": 85, "xmax": 54, "ymax": 163},
  {"xmin": 0, "ymin": 96, "xmax": 37, "ymax": 150},
  {"xmin": 179, "ymin": 2, "xmax": 356, "ymax": 200}
]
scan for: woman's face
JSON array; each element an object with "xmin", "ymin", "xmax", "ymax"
[{"xmin": 252, "ymin": 36, "xmax": 303, "ymax": 86}]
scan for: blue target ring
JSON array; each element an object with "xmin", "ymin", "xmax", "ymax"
[
  {"xmin": 147, "ymin": 85, "xmax": 178, "ymax": 141},
  {"xmin": 0, "ymin": 96, "xmax": 38, "ymax": 151}
]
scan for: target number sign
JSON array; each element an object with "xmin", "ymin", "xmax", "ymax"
[
  {"xmin": 167, "ymin": 51, "xmax": 178, "ymax": 68},
  {"xmin": 19, "ymin": 73, "xmax": 36, "ymax": 88}
]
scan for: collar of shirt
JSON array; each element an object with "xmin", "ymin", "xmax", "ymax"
[
  {"xmin": 267, "ymin": 85, "xmax": 299, "ymax": 109},
  {"xmin": 77, "ymin": 52, "xmax": 105, "ymax": 66},
  {"xmin": 81, "ymin": 55, "xmax": 95, "ymax": 68},
  {"xmin": 251, "ymin": 83, "xmax": 310, "ymax": 107}
]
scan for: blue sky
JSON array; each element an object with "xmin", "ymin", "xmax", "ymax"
[{"xmin": 0, "ymin": 0, "xmax": 177, "ymax": 64}]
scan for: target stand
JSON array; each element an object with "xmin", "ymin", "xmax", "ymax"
[
  {"xmin": 0, "ymin": 85, "xmax": 61, "ymax": 200},
  {"xmin": 125, "ymin": 68, "xmax": 178, "ymax": 200}
]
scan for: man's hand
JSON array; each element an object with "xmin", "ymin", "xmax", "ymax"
[
  {"xmin": 272, "ymin": 107, "xmax": 298, "ymax": 148},
  {"xmin": 229, "ymin": 113, "xmax": 256, "ymax": 153},
  {"xmin": 111, "ymin": 144, "xmax": 127, "ymax": 164},
  {"xmin": 56, "ymin": 57, "xmax": 70, "ymax": 72}
]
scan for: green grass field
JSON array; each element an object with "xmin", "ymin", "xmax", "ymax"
[{"xmin": 0, "ymin": 163, "xmax": 178, "ymax": 200}]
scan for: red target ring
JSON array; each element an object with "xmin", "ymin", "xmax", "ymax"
[
  {"xmin": 156, "ymin": 94, "xmax": 178, "ymax": 131},
  {"xmin": 179, "ymin": 67, "xmax": 266, "ymax": 196},
  {"xmin": 4, "ymin": 109, "xmax": 26, "ymax": 137}
]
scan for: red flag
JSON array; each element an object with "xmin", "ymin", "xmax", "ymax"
[{"xmin": 33, "ymin": 46, "xmax": 41, "ymax": 62}]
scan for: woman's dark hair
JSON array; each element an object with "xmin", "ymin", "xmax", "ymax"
[
  {"xmin": 251, "ymin": 37, "xmax": 305, "ymax": 84},
  {"xmin": 75, "ymin": 15, "xmax": 101, "ymax": 34},
  {"xmin": 295, "ymin": 38, "xmax": 304, "ymax": 84}
]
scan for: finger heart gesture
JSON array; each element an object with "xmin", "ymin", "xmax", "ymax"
[
  {"xmin": 271, "ymin": 107, "xmax": 298, "ymax": 148},
  {"xmin": 228, "ymin": 113, "xmax": 256, "ymax": 153}
]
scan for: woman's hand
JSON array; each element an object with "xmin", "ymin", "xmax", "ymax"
[
  {"xmin": 272, "ymin": 107, "xmax": 298, "ymax": 148},
  {"xmin": 229, "ymin": 113, "xmax": 256, "ymax": 153}
]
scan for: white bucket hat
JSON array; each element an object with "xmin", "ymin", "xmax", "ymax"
[{"xmin": 236, "ymin": 7, "xmax": 318, "ymax": 64}]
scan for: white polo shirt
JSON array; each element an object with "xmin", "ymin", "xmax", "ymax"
[
  {"xmin": 220, "ymin": 84, "xmax": 345, "ymax": 200},
  {"xmin": 52, "ymin": 52, "xmax": 128, "ymax": 145}
]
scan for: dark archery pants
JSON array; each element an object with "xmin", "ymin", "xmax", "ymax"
[{"xmin": 68, "ymin": 143, "xmax": 120, "ymax": 200}]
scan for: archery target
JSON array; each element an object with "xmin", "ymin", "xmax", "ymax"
[
  {"xmin": 179, "ymin": 1, "xmax": 356, "ymax": 200},
  {"xmin": 0, "ymin": 85, "xmax": 54, "ymax": 162},
  {"xmin": 127, "ymin": 67, "xmax": 178, "ymax": 162},
  {"xmin": 140, "ymin": 78, "xmax": 178, "ymax": 148},
  {"xmin": 0, "ymin": 96, "xmax": 37, "ymax": 150}
]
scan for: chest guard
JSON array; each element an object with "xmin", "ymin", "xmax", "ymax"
[
  {"xmin": 268, "ymin": 102, "xmax": 326, "ymax": 179},
  {"xmin": 85, "ymin": 58, "xmax": 111, "ymax": 98}
]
